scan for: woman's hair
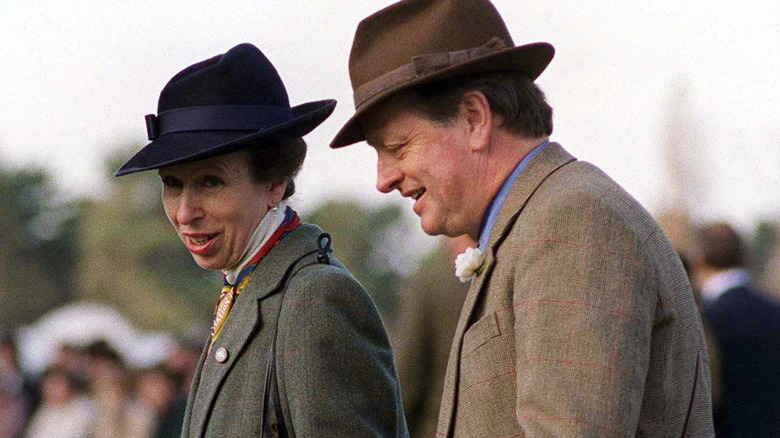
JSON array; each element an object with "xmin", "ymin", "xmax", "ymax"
[
  {"xmin": 246, "ymin": 136, "xmax": 307, "ymax": 200},
  {"xmin": 406, "ymin": 71, "xmax": 553, "ymax": 138}
]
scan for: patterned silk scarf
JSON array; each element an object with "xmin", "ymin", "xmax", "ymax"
[{"xmin": 208, "ymin": 206, "xmax": 300, "ymax": 352}]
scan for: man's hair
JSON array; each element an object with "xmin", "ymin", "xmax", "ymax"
[
  {"xmin": 246, "ymin": 137, "xmax": 307, "ymax": 200},
  {"xmin": 695, "ymin": 222, "xmax": 746, "ymax": 269},
  {"xmin": 405, "ymin": 71, "xmax": 553, "ymax": 138}
]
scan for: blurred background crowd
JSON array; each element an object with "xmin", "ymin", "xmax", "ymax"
[{"xmin": 0, "ymin": 336, "xmax": 197, "ymax": 438}]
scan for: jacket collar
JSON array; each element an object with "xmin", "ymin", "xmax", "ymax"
[
  {"xmin": 438, "ymin": 142, "xmax": 576, "ymax": 436},
  {"xmin": 238, "ymin": 223, "xmax": 323, "ymax": 300},
  {"xmin": 486, "ymin": 142, "xmax": 575, "ymax": 255}
]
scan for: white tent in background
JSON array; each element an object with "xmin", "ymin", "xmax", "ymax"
[{"xmin": 17, "ymin": 301, "xmax": 176, "ymax": 375}]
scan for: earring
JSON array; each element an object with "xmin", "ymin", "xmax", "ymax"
[{"xmin": 271, "ymin": 200, "xmax": 279, "ymax": 211}]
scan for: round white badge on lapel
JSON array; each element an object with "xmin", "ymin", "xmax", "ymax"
[{"xmin": 215, "ymin": 347, "xmax": 229, "ymax": 363}]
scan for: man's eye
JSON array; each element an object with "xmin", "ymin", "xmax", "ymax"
[
  {"xmin": 385, "ymin": 142, "xmax": 407, "ymax": 155},
  {"xmin": 203, "ymin": 176, "xmax": 224, "ymax": 188}
]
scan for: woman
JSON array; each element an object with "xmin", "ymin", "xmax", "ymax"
[{"xmin": 116, "ymin": 43, "xmax": 407, "ymax": 437}]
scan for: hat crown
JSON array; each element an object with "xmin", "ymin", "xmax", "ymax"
[
  {"xmin": 330, "ymin": 0, "xmax": 553, "ymax": 148},
  {"xmin": 157, "ymin": 43, "xmax": 291, "ymax": 114},
  {"xmin": 115, "ymin": 43, "xmax": 336, "ymax": 177},
  {"xmin": 349, "ymin": 0, "xmax": 513, "ymax": 91}
]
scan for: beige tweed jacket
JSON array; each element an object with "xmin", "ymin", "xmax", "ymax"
[{"xmin": 436, "ymin": 143, "xmax": 714, "ymax": 437}]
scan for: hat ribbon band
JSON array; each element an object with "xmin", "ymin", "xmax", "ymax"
[
  {"xmin": 353, "ymin": 37, "xmax": 508, "ymax": 109},
  {"xmin": 145, "ymin": 105, "xmax": 294, "ymax": 140}
]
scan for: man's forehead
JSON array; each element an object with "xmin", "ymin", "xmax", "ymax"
[{"xmin": 361, "ymin": 94, "xmax": 422, "ymax": 147}]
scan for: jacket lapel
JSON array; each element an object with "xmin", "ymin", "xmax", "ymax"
[
  {"xmin": 181, "ymin": 337, "xmax": 210, "ymax": 437},
  {"xmin": 437, "ymin": 143, "xmax": 576, "ymax": 436},
  {"xmin": 186, "ymin": 224, "xmax": 322, "ymax": 437}
]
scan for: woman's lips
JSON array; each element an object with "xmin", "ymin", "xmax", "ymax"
[{"xmin": 184, "ymin": 233, "xmax": 219, "ymax": 255}]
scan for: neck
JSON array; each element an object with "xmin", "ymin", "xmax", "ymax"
[
  {"xmin": 466, "ymin": 133, "xmax": 548, "ymax": 240},
  {"xmin": 222, "ymin": 201, "xmax": 288, "ymax": 283}
]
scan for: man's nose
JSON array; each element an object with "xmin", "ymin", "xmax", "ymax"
[{"xmin": 376, "ymin": 156, "xmax": 402, "ymax": 194}]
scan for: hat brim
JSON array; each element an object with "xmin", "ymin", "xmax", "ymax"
[
  {"xmin": 116, "ymin": 99, "xmax": 336, "ymax": 176},
  {"xmin": 330, "ymin": 42, "xmax": 554, "ymax": 148}
]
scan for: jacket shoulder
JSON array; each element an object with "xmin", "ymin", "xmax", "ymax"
[
  {"xmin": 287, "ymin": 257, "xmax": 365, "ymax": 294},
  {"xmin": 521, "ymin": 160, "xmax": 670, "ymax": 257}
]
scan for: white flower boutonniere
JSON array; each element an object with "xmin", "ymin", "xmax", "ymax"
[{"xmin": 454, "ymin": 247, "xmax": 484, "ymax": 283}]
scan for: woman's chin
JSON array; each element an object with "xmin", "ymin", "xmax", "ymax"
[{"xmin": 191, "ymin": 254, "xmax": 227, "ymax": 271}]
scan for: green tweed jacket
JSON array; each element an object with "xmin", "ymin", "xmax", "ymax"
[
  {"xmin": 181, "ymin": 223, "xmax": 408, "ymax": 437},
  {"xmin": 436, "ymin": 143, "xmax": 714, "ymax": 437}
]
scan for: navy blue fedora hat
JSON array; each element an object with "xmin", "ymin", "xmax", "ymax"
[{"xmin": 116, "ymin": 43, "xmax": 336, "ymax": 176}]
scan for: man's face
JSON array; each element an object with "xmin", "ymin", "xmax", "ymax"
[{"xmin": 362, "ymin": 96, "xmax": 484, "ymax": 238}]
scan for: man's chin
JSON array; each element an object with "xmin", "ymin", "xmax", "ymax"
[
  {"xmin": 420, "ymin": 217, "xmax": 447, "ymax": 237},
  {"xmin": 420, "ymin": 217, "xmax": 475, "ymax": 240}
]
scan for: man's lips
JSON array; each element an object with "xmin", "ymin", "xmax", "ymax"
[
  {"xmin": 183, "ymin": 233, "xmax": 219, "ymax": 255},
  {"xmin": 402, "ymin": 188, "xmax": 425, "ymax": 201},
  {"xmin": 408, "ymin": 189, "xmax": 426, "ymax": 215}
]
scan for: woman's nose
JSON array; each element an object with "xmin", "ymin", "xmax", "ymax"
[{"xmin": 176, "ymin": 190, "xmax": 204, "ymax": 225}]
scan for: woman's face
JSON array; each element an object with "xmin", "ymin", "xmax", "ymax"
[{"xmin": 159, "ymin": 149, "xmax": 283, "ymax": 271}]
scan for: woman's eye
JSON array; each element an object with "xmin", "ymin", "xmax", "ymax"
[
  {"xmin": 203, "ymin": 176, "xmax": 224, "ymax": 188},
  {"xmin": 161, "ymin": 176, "xmax": 181, "ymax": 188}
]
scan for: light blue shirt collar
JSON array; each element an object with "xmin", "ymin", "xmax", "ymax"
[{"xmin": 477, "ymin": 140, "xmax": 548, "ymax": 251}]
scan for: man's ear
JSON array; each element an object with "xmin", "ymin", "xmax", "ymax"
[{"xmin": 459, "ymin": 91, "xmax": 493, "ymax": 152}]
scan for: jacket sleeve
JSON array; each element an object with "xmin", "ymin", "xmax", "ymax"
[
  {"xmin": 276, "ymin": 264, "xmax": 408, "ymax": 437},
  {"xmin": 511, "ymin": 190, "xmax": 657, "ymax": 437}
]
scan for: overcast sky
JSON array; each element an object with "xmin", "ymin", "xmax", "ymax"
[{"xmin": 1, "ymin": 0, "xmax": 778, "ymax": 230}]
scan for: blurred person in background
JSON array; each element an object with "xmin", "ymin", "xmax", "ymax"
[
  {"xmin": 331, "ymin": 0, "xmax": 713, "ymax": 435},
  {"xmin": 84, "ymin": 340, "xmax": 124, "ymax": 385},
  {"xmin": 115, "ymin": 43, "xmax": 407, "ymax": 437},
  {"xmin": 162, "ymin": 337, "xmax": 202, "ymax": 402},
  {"xmin": 0, "ymin": 334, "xmax": 33, "ymax": 438},
  {"xmin": 759, "ymin": 237, "xmax": 780, "ymax": 298},
  {"xmin": 691, "ymin": 222, "xmax": 780, "ymax": 437},
  {"xmin": 156, "ymin": 337, "xmax": 201, "ymax": 436},
  {"xmin": 50, "ymin": 343, "xmax": 89, "ymax": 393},
  {"xmin": 89, "ymin": 367, "xmax": 132, "ymax": 438},
  {"xmin": 23, "ymin": 367, "xmax": 95, "ymax": 438},
  {"xmin": 128, "ymin": 366, "xmax": 186, "ymax": 438},
  {"xmin": 0, "ymin": 377, "xmax": 27, "ymax": 438},
  {"xmin": 389, "ymin": 235, "xmax": 472, "ymax": 438},
  {"xmin": 82, "ymin": 341, "xmax": 146, "ymax": 438}
]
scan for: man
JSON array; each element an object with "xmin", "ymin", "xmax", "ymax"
[
  {"xmin": 330, "ymin": 0, "xmax": 714, "ymax": 436},
  {"xmin": 692, "ymin": 222, "xmax": 780, "ymax": 437}
]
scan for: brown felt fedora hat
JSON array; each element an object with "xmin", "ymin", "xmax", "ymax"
[{"xmin": 330, "ymin": 0, "xmax": 554, "ymax": 148}]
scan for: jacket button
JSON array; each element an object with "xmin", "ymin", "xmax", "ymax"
[{"xmin": 215, "ymin": 347, "xmax": 229, "ymax": 363}]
